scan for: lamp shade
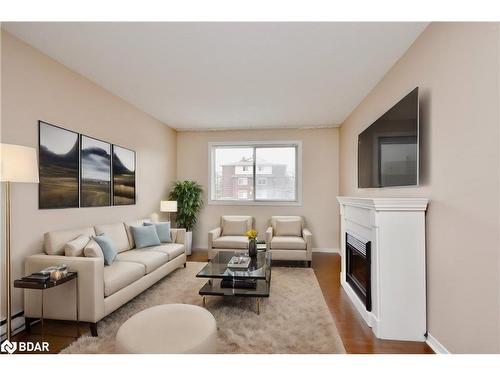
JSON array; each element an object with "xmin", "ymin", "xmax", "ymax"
[
  {"xmin": 0, "ymin": 143, "xmax": 39, "ymax": 183},
  {"xmin": 160, "ymin": 200, "xmax": 177, "ymax": 212}
]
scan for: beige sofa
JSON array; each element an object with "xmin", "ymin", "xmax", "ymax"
[
  {"xmin": 266, "ymin": 216, "xmax": 312, "ymax": 266},
  {"xmin": 24, "ymin": 219, "xmax": 186, "ymax": 336},
  {"xmin": 207, "ymin": 215, "xmax": 254, "ymax": 259}
]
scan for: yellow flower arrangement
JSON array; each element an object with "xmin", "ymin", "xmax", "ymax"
[{"xmin": 246, "ymin": 229, "xmax": 258, "ymax": 240}]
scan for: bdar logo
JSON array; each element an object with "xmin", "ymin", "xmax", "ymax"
[{"xmin": 1, "ymin": 339, "xmax": 17, "ymax": 354}]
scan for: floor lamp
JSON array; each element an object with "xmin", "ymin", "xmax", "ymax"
[{"xmin": 1, "ymin": 143, "xmax": 39, "ymax": 341}]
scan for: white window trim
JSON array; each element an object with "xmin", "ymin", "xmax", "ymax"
[{"xmin": 208, "ymin": 140, "xmax": 303, "ymax": 206}]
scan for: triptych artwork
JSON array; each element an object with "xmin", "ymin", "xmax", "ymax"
[{"xmin": 39, "ymin": 121, "xmax": 136, "ymax": 209}]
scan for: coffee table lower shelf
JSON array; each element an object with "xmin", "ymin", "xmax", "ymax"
[{"xmin": 199, "ymin": 278, "xmax": 270, "ymax": 314}]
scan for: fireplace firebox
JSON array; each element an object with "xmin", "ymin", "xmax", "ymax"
[{"xmin": 346, "ymin": 233, "xmax": 371, "ymax": 311}]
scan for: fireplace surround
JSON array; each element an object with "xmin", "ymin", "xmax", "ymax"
[{"xmin": 337, "ymin": 196, "xmax": 429, "ymax": 342}]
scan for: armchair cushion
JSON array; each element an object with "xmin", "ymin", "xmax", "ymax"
[
  {"xmin": 271, "ymin": 236, "xmax": 307, "ymax": 250},
  {"xmin": 222, "ymin": 219, "xmax": 248, "ymax": 236},
  {"xmin": 275, "ymin": 219, "xmax": 302, "ymax": 236},
  {"xmin": 213, "ymin": 235, "xmax": 248, "ymax": 249},
  {"xmin": 221, "ymin": 216, "xmax": 252, "ymax": 235}
]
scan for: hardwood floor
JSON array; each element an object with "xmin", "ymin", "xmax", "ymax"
[
  {"xmin": 312, "ymin": 252, "xmax": 432, "ymax": 354},
  {"xmin": 10, "ymin": 251, "xmax": 432, "ymax": 354}
]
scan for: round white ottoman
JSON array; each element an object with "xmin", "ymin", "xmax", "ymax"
[{"xmin": 115, "ymin": 304, "xmax": 217, "ymax": 354}]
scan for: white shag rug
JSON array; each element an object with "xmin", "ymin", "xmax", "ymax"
[{"xmin": 61, "ymin": 262, "xmax": 345, "ymax": 354}]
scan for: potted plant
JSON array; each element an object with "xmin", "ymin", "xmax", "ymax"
[{"xmin": 168, "ymin": 180, "xmax": 203, "ymax": 255}]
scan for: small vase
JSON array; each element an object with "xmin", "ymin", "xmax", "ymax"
[{"xmin": 248, "ymin": 239, "xmax": 257, "ymax": 258}]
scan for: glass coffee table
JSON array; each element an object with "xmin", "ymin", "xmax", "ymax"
[{"xmin": 196, "ymin": 250, "xmax": 271, "ymax": 314}]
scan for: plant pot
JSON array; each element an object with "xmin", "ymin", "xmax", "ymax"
[
  {"xmin": 185, "ymin": 231, "xmax": 192, "ymax": 256},
  {"xmin": 248, "ymin": 239, "xmax": 257, "ymax": 258}
]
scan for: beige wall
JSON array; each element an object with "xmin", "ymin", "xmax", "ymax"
[
  {"xmin": 177, "ymin": 128, "xmax": 339, "ymax": 250},
  {"xmin": 0, "ymin": 31, "xmax": 177, "ymax": 320},
  {"xmin": 339, "ymin": 23, "xmax": 500, "ymax": 353}
]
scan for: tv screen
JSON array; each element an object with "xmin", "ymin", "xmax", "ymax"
[{"xmin": 358, "ymin": 87, "xmax": 419, "ymax": 188}]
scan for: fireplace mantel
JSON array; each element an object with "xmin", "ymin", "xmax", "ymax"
[
  {"xmin": 337, "ymin": 196, "xmax": 429, "ymax": 211},
  {"xmin": 337, "ymin": 196, "xmax": 429, "ymax": 342}
]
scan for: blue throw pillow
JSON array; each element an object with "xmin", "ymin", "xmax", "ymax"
[
  {"xmin": 93, "ymin": 234, "xmax": 117, "ymax": 266},
  {"xmin": 131, "ymin": 225, "xmax": 161, "ymax": 249},
  {"xmin": 144, "ymin": 222, "xmax": 172, "ymax": 243}
]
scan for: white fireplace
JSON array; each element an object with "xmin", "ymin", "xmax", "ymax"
[{"xmin": 337, "ymin": 197, "xmax": 429, "ymax": 342}]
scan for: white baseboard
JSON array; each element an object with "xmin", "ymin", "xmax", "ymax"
[
  {"xmin": 426, "ymin": 333, "xmax": 450, "ymax": 354},
  {"xmin": 312, "ymin": 248, "xmax": 340, "ymax": 254}
]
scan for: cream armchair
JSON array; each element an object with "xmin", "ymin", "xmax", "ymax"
[
  {"xmin": 208, "ymin": 215, "xmax": 254, "ymax": 259},
  {"xmin": 266, "ymin": 216, "xmax": 313, "ymax": 267}
]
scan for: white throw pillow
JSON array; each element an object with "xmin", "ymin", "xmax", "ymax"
[
  {"xmin": 222, "ymin": 219, "xmax": 248, "ymax": 236},
  {"xmin": 84, "ymin": 238, "xmax": 104, "ymax": 258},
  {"xmin": 64, "ymin": 235, "xmax": 90, "ymax": 257},
  {"xmin": 275, "ymin": 219, "xmax": 302, "ymax": 236}
]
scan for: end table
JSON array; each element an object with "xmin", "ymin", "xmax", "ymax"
[{"xmin": 14, "ymin": 271, "xmax": 79, "ymax": 338}]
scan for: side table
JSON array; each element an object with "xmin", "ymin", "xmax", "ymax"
[{"xmin": 14, "ymin": 271, "xmax": 79, "ymax": 338}]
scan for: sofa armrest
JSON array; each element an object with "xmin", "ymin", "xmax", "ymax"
[
  {"xmin": 302, "ymin": 228, "xmax": 313, "ymax": 260},
  {"xmin": 24, "ymin": 254, "xmax": 105, "ymax": 323},
  {"xmin": 171, "ymin": 228, "xmax": 186, "ymax": 246},
  {"xmin": 208, "ymin": 227, "xmax": 222, "ymax": 250},
  {"xmin": 266, "ymin": 226, "xmax": 273, "ymax": 251}
]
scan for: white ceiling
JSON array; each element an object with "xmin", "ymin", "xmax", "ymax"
[{"xmin": 3, "ymin": 22, "xmax": 428, "ymax": 130}]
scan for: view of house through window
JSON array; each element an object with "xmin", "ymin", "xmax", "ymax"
[{"xmin": 212, "ymin": 143, "xmax": 298, "ymax": 202}]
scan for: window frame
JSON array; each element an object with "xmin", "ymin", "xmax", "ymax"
[{"xmin": 208, "ymin": 140, "xmax": 302, "ymax": 206}]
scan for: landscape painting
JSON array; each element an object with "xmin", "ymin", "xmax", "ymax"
[
  {"xmin": 81, "ymin": 135, "xmax": 111, "ymax": 207},
  {"xmin": 112, "ymin": 145, "xmax": 136, "ymax": 205},
  {"xmin": 39, "ymin": 121, "xmax": 80, "ymax": 209}
]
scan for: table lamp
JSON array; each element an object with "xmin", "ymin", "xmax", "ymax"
[
  {"xmin": 160, "ymin": 200, "xmax": 177, "ymax": 222},
  {"xmin": 1, "ymin": 143, "xmax": 39, "ymax": 341}
]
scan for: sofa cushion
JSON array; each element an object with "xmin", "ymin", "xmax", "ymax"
[
  {"xmin": 142, "ymin": 243, "xmax": 185, "ymax": 261},
  {"xmin": 64, "ymin": 234, "xmax": 91, "ymax": 257},
  {"xmin": 144, "ymin": 222, "xmax": 172, "ymax": 243},
  {"xmin": 93, "ymin": 234, "xmax": 118, "ymax": 266},
  {"xmin": 116, "ymin": 249, "xmax": 169, "ymax": 273},
  {"xmin": 84, "ymin": 238, "xmax": 104, "ymax": 259},
  {"xmin": 221, "ymin": 216, "xmax": 252, "ymax": 235},
  {"xmin": 271, "ymin": 236, "xmax": 306, "ymax": 250},
  {"xmin": 131, "ymin": 225, "xmax": 161, "ymax": 249},
  {"xmin": 44, "ymin": 226, "xmax": 96, "ymax": 255},
  {"xmin": 94, "ymin": 223, "xmax": 131, "ymax": 253},
  {"xmin": 275, "ymin": 219, "xmax": 302, "ymax": 237},
  {"xmin": 213, "ymin": 235, "xmax": 248, "ymax": 249},
  {"xmin": 124, "ymin": 219, "xmax": 151, "ymax": 248},
  {"xmin": 103, "ymin": 261, "xmax": 145, "ymax": 297}
]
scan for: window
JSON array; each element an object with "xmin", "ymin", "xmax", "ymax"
[{"xmin": 210, "ymin": 141, "xmax": 301, "ymax": 205}]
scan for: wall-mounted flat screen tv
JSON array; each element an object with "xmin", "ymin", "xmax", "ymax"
[{"xmin": 358, "ymin": 87, "xmax": 419, "ymax": 188}]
